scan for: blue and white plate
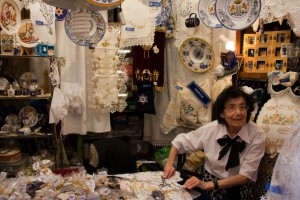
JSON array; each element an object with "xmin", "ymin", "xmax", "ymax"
[
  {"xmin": 180, "ymin": 38, "xmax": 215, "ymax": 73},
  {"xmin": 215, "ymin": 0, "xmax": 261, "ymax": 30},
  {"xmin": 65, "ymin": 10, "xmax": 106, "ymax": 46},
  {"xmin": 198, "ymin": 0, "xmax": 222, "ymax": 28},
  {"xmin": 86, "ymin": 0, "xmax": 124, "ymax": 7}
]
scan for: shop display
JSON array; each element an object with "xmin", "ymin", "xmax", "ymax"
[{"xmin": 179, "ymin": 37, "xmax": 214, "ymax": 73}]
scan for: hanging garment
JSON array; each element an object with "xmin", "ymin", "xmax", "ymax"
[
  {"xmin": 132, "ymin": 31, "xmax": 166, "ymax": 89},
  {"xmin": 161, "ymin": 79, "xmax": 212, "ymax": 134},
  {"xmin": 256, "ymin": 82, "xmax": 300, "ymax": 158},
  {"xmin": 135, "ymin": 82, "xmax": 156, "ymax": 114}
]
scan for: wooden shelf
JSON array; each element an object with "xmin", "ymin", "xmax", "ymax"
[
  {"xmin": 0, "ymin": 94, "xmax": 52, "ymax": 100},
  {"xmin": 0, "ymin": 133, "xmax": 53, "ymax": 139},
  {"xmin": 238, "ymin": 71, "xmax": 268, "ymax": 80},
  {"xmin": 0, "ymin": 55, "xmax": 53, "ymax": 58}
]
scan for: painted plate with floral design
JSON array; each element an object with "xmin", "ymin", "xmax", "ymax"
[
  {"xmin": 215, "ymin": 0, "xmax": 261, "ymax": 30},
  {"xmin": 198, "ymin": 0, "xmax": 222, "ymax": 28},
  {"xmin": 65, "ymin": 10, "xmax": 106, "ymax": 46},
  {"xmin": 0, "ymin": 0, "xmax": 21, "ymax": 35},
  {"xmin": 155, "ymin": 0, "xmax": 172, "ymax": 26},
  {"xmin": 180, "ymin": 38, "xmax": 215, "ymax": 73}
]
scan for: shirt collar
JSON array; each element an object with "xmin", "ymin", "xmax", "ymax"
[{"xmin": 217, "ymin": 123, "xmax": 251, "ymax": 144}]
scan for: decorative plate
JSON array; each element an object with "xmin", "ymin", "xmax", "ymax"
[
  {"xmin": 16, "ymin": 20, "xmax": 39, "ymax": 48},
  {"xmin": 19, "ymin": 106, "xmax": 38, "ymax": 127},
  {"xmin": 86, "ymin": 0, "xmax": 124, "ymax": 7},
  {"xmin": 55, "ymin": 7, "xmax": 68, "ymax": 21},
  {"xmin": 0, "ymin": 77, "xmax": 9, "ymax": 90},
  {"xmin": 19, "ymin": 72, "xmax": 38, "ymax": 89},
  {"xmin": 5, "ymin": 114, "xmax": 21, "ymax": 125},
  {"xmin": 0, "ymin": 0, "xmax": 21, "ymax": 35},
  {"xmin": 179, "ymin": 38, "xmax": 215, "ymax": 73},
  {"xmin": 65, "ymin": 10, "xmax": 106, "ymax": 46},
  {"xmin": 155, "ymin": 0, "xmax": 172, "ymax": 26},
  {"xmin": 198, "ymin": 0, "xmax": 222, "ymax": 28},
  {"xmin": 215, "ymin": 0, "xmax": 261, "ymax": 30},
  {"xmin": 165, "ymin": 14, "xmax": 175, "ymax": 38}
]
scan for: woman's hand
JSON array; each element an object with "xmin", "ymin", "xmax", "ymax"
[
  {"xmin": 163, "ymin": 162, "xmax": 176, "ymax": 179},
  {"xmin": 182, "ymin": 176, "xmax": 212, "ymax": 190}
]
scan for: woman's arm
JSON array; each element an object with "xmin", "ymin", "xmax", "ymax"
[
  {"xmin": 163, "ymin": 145, "xmax": 178, "ymax": 178},
  {"xmin": 183, "ymin": 174, "xmax": 250, "ymax": 190}
]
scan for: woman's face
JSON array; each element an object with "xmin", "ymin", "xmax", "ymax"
[{"xmin": 220, "ymin": 97, "xmax": 248, "ymax": 132}]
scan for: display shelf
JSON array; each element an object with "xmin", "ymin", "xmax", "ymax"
[
  {"xmin": 0, "ymin": 94, "xmax": 52, "ymax": 100},
  {"xmin": 238, "ymin": 71, "xmax": 268, "ymax": 80},
  {"xmin": 0, "ymin": 133, "xmax": 53, "ymax": 139},
  {"xmin": 0, "ymin": 55, "xmax": 54, "ymax": 58}
]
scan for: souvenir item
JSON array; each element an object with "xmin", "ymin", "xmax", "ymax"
[
  {"xmin": 0, "ymin": 0, "xmax": 21, "ymax": 35},
  {"xmin": 7, "ymin": 85, "xmax": 15, "ymax": 96},
  {"xmin": 19, "ymin": 105, "xmax": 38, "ymax": 127},
  {"xmin": 165, "ymin": 14, "xmax": 175, "ymax": 38},
  {"xmin": 5, "ymin": 114, "xmax": 20, "ymax": 125},
  {"xmin": 86, "ymin": 0, "xmax": 124, "ymax": 7},
  {"xmin": 29, "ymin": 1, "xmax": 56, "ymax": 44},
  {"xmin": 0, "ymin": 77, "xmax": 9, "ymax": 91},
  {"xmin": 221, "ymin": 51, "xmax": 237, "ymax": 70},
  {"xmin": 65, "ymin": 10, "xmax": 106, "ymax": 46},
  {"xmin": 19, "ymin": 72, "xmax": 38, "ymax": 90},
  {"xmin": 16, "ymin": 19, "xmax": 39, "ymax": 48},
  {"xmin": 185, "ymin": 13, "xmax": 200, "ymax": 28},
  {"xmin": 215, "ymin": 0, "xmax": 261, "ymax": 30},
  {"xmin": 0, "ymin": 147, "xmax": 21, "ymax": 163},
  {"xmin": 179, "ymin": 37, "xmax": 214, "ymax": 73},
  {"xmin": 0, "ymin": 30, "xmax": 15, "ymax": 55},
  {"xmin": 198, "ymin": 0, "xmax": 222, "ymax": 28},
  {"xmin": 55, "ymin": 7, "xmax": 68, "ymax": 21}
]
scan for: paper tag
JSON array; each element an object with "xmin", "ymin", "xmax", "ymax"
[
  {"xmin": 51, "ymin": 177, "xmax": 60, "ymax": 187},
  {"xmin": 85, "ymin": 180, "xmax": 96, "ymax": 192},
  {"xmin": 36, "ymin": 20, "xmax": 44, "ymax": 25},
  {"xmin": 149, "ymin": 2, "xmax": 161, "ymax": 6},
  {"xmin": 125, "ymin": 27, "xmax": 135, "ymax": 31},
  {"xmin": 69, "ymin": 193, "xmax": 76, "ymax": 200},
  {"xmin": 33, "ymin": 162, "xmax": 40, "ymax": 171},
  {"xmin": 98, "ymin": 171, "xmax": 107, "ymax": 177},
  {"xmin": 187, "ymin": 81, "xmax": 211, "ymax": 106},
  {"xmin": 78, "ymin": 195, "xmax": 86, "ymax": 200},
  {"xmin": 176, "ymin": 85, "xmax": 183, "ymax": 90}
]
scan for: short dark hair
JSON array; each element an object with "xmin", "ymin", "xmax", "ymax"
[{"xmin": 212, "ymin": 85, "xmax": 254, "ymax": 124}]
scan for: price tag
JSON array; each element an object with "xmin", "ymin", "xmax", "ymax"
[{"xmin": 85, "ymin": 180, "xmax": 96, "ymax": 192}]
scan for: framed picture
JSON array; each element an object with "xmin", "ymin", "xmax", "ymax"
[
  {"xmin": 255, "ymin": 59, "xmax": 271, "ymax": 72},
  {"xmin": 256, "ymin": 32, "xmax": 272, "ymax": 45},
  {"xmin": 243, "ymin": 47, "xmax": 256, "ymax": 58},
  {"xmin": 244, "ymin": 34, "xmax": 256, "ymax": 46},
  {"xmin": 272, "ymin": 58, "xmax": 287, "ymax": 72},
  {"xmin": 256, "ymin": 45, "xmax": 272, "ymax": 57},
  {"xmin": 272, "ymin": 31, "xmax": 291, "ymax": 45},
  {"xmin": 243, "ymin": 58, "xmax": 255, "ymax": 72},
  {"xmin": 273, "ymin": 45, "xmax": 282, "ymax": 57}
]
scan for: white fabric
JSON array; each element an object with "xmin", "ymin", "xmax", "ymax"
[
  {"xmin": 211, "ymin": 76, "xmax": 232, "ymax": 103},
  {"xmin": 172, "ymin": 121, "xmax": 266, "ymax": 182},
  {"xmin": 49, "ymin": 87, "xmax": 68, "ymax": 124},
  {"xmin": 256, "ymin": 83, "xmax": 300, "ymax": 158},
  {"xmin": 260, "ymin": 0, "xmax": 300, "ymax": 37},
  {"xmin": 119, "ymin": 0, "xmax": 157, "ymax": 47},
  {"xmin": 55, "ymin": 20, "xmax": 111, "ymax": 135},
  {"xmin": 267, "ymin": 120, "xmax": 300, "ymax": 200}
]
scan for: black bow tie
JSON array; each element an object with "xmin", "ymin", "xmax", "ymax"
[{"xmin": 217, "ymin": 135, "xmax": 246, "ymax": 171}]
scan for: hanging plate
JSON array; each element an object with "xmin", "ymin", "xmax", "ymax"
[
  {"xmin": 86, "ymin": 0, "xmax": 124, "ymax": 7},
  {"xmin": 16, "ymin": 19, "xmax": 39, "ymax": 48},
  {"xmin": 198, "ymin": 0, "xmax": 222, "ymax": 28},
  {"xmin": 215, "ymin": 0, "xmax": 261, "ymax": 30},
  {"xmin": 65, "ymin": 10, "xmax": 106, "ymax": 46},
  {"xmin": 179, "ymin": 38, "xmax": 215, "ymax": 73},
  {"xmin": 0, "ymin": 0, "xmax": 21, "ymax": 35}
]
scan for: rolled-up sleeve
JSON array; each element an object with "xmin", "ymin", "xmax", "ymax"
[{"xmin": 171, "ymin": 129, "xmax": 204, "ymax": 154}]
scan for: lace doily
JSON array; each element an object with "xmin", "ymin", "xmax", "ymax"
[
  {"xmin": 119, "ymin": 0, "xmax": 159, "ymax": 47},
  {"xmin": 97, "ymin": 23, "xmax": 121, "ymax": 49},
  {"xmin": 49, "ymin": 57, "xmax": 66, "ymax": 87},
  {"xmin": 260, "ymin": 0, "xmax": 300, "ymax": 37},
  {"xmin": 23, "ymin": 0, "xmax": 41, "ymax": 9}
]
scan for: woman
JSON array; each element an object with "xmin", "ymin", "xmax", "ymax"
[{"xmin": 164, "ymin": 86, "xmax": 266, "ymax": 200}]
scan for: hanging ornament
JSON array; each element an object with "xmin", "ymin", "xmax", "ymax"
[{"xmin": 153, "ymin": 45, "xmax": 159, "ymax": 54}]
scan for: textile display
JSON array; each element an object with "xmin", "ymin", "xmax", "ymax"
[
  {"xmin": 132, "ymin": 31, "xmax": 166, "ymax": 89},
  {"xmin": 135, "ymin": 82, "xmax": 156, "ymax": 114},
  {"xmin": 256, "ymin": 75, "xmax": 300, "ymax": 158}
]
